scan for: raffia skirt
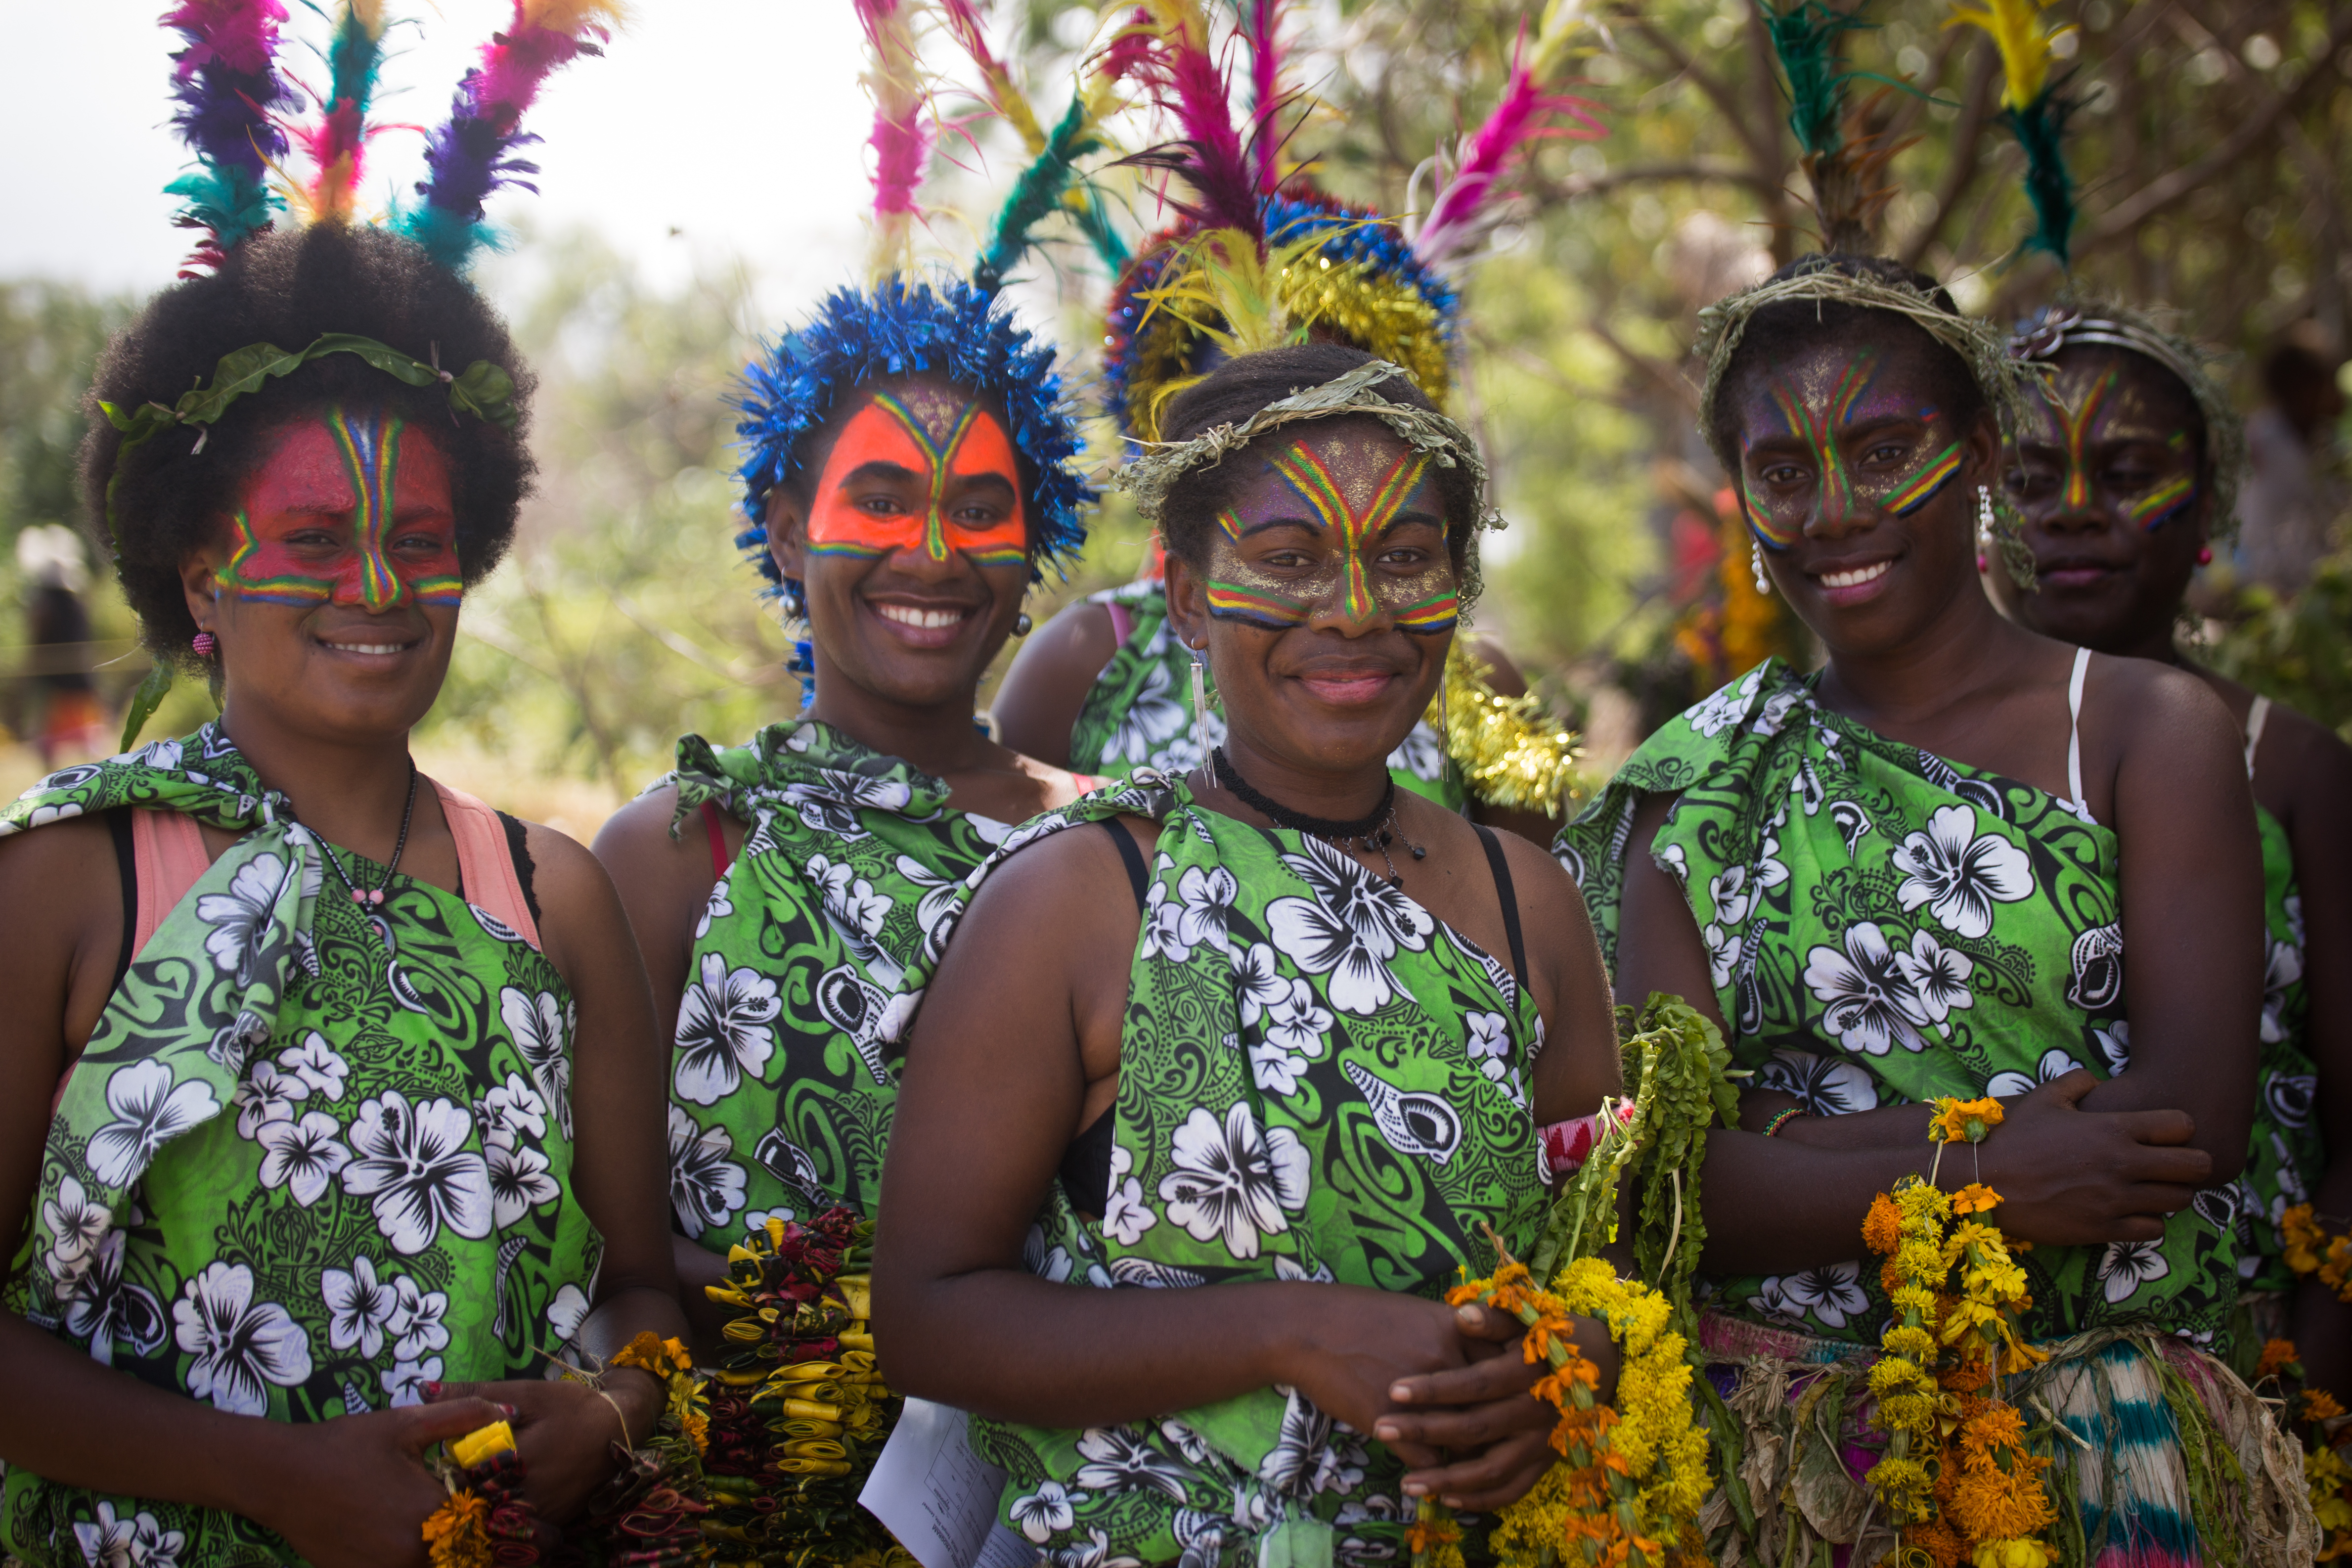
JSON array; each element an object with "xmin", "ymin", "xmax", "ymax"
[{"xmin": 1689, "ymin": 1314, "xmax": 2316, "ymax": 1568}]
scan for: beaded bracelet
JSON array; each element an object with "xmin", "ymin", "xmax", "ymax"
[{"xmin": 1760, "ymin": 1108, "xmax": 1809, "ymax": 1138}]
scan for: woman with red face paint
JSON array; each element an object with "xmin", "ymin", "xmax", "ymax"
[
  {"xmin": 0, "ymin": 10, "xmax": 688, "ymax": 1567},
  {"xmin": 1556, "ymin": 254, "xmax": 2295, "ymax": 1564},
  {"xmin": 1998, "ymin": 305, "xmax": 2352, "ymax": 1400},
  {"xmin": 870, "ymin": 343, "xmax": 1627, "ymax": 1565}
]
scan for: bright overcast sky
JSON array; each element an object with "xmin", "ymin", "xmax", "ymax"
[{"xmin": 0, "ymin": 2, "xmax": 895, "ymax": 321}]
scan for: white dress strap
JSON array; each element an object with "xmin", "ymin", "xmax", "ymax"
[
  {"xmin": 2244, "ymin": 694, "xmax": 2272, "ymax": 782},
  {"xmin": 2064, "ymin": 646, "xmax": 2095, "ymax": 824}
]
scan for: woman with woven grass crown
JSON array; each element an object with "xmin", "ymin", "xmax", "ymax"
[
  {"xmin": 0, "ymin": 219, "xmax": 687, "ymax": 1568},
  {"xmin": 1997, "ymin": 304, "xmax": 2352, "ymax": 1398},
  {"xmin": 1560, "ymin": 254, "xmax": 2287, "ymax": 1563},
  {"xmin": 874, "ymin": 343, "xmax": 1625, "ymax": 1566}
]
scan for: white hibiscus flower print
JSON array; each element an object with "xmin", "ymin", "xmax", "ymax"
[
  {"xmin": 1044, "ymin": 1526, "xmax": 1143, "ymax": 1568},
  {"xmin": 257, "ymin": 1112, "xmax": 351, "ymax": 1207},
  {"xmin": 473, "ymin": 1073, "xmax": 548, "ymax": 1149},
  {"xmin": 667, "ymin": 1105, "xmax": 747, "ymax": 1240},
  {"xmin": 1986, "ymin": 1048, "xmax": 2085, "ymax": 1099},
  {"xmin": 276, "ymin": 1032, "xmax": 349, "ymax": 1100},
  {"xmin": 499, "ymin": 986, "xmax": 575, "ymax": 1138},
  {"xmin": 340, "ymin": 1092, "xmax": 493, "ymax": 1255},
  {"xmin": 2097, "ymin": 1239, "xmax": 2170, "ymax": 1303},
  {"xmin": 2091, "ymin": 1022, "xmax": 2131, "ymax": 1074},
  {"xmin": 893, "ymin": 854, "xmax": 964, "ymax": 963},
  {"xmin": 1158, "ymin": 1104, "xmax": 1311, "ymax": 1260},
  {"xmin": 546, "ymin": 1283, "xmax": 592, "ymax": 1345},
  {"xmin": 672, "ymin": 953, "xmax": 780, "ymax": 1106},
  {"xmin": 1464, "ymin": 1010, "xmax": 1527, "ymax": 1111},
  {"xmin": 807, "ymin": 852, "xmax": 893, "ymax": 957},
  {"xmin": 1892, "ymin": 928, "xmax": 1976, "ymax": 1026},
  {"xmin": 1103, "ymin": 659, "xmax": 1190, "ymax": 766},
  {"xmin": 61, "ymin": 1230, "xmax": 167, "ymax": 1365},
  {"xmin": 1173, "ymin": 865, "xmax": 1236, "ymax": 953},
  {"xmin": 172, "ymin": 1261, "xmax": 312, "ymax": 1416},
  {"xmin": 194, "ymin": 852, "xmax": 295, "ymax": 981},
  {"xmin": 1248, "ymin": 1039, "xmax": 1311, "ymax": 1098},
  {"xmin": 694, "ymin": 880, "xmax": 733, "ymax": 941},
  {"xmin": 1756, "ymin": 1050, "xmax": 1879, "ymax": 1116},
  {"xmin": 1102, "ymin": 1142, "xmax": 1157, "ymax": 1246},
  {"xmin": 41, "ymin": 1175, "xmax": 109, "ymax": 1272},
  {"xmin": 1892, "ymin": 805, "xmax": 2034, "ymax": 940},
  {"xmin": 1708, "ymin": 865, "xmax": 1754, "ymax": 927},
  {"xmin": 1702, "ymin": 921, "xmax": 1742, "ymax": 991},
  {"xmin": 1073, "ymin": 1426, "xmax": 1196, "ymax": 1500},
  {"xmin": 86, "ymin": 1060, "xmax": 218, "ymax": 1188},
  {"xmin": 1230, "ymin": 942, "xmax": 1290, "ymax": 1026},
  {"xmin": 1653, "ymin": 842, "xmax": 1689, "ymax": 888},
  {"xmin": 1264, "ymin": 837, "xmax": 1434, "ymax": 1016},
  {"xmin": 2259, "ymin": 935, "xmax": 2305, "ymax": 1045},
  {"xmin": 73, "ymin": 1500, "xmax": 184, "ymax": 1568},
  {"xmin": 1011, "ymin": 1479, "xmax": 1080, "ymax": 1543},
  {"xmin": 488, "ymin": 1140, "xmax": 560, "ymax": 1229},
  {"xmin": 320, "ymin": 1254, "xmax": 399, "ymax": 1358},
  {"xmin": 1263, "ymin": 981, "xmax": 1332, "ymax": 1058},
  {"xmin": 1803, "ymin": 923, "xmax": 1932, "ymax": 1055},
  {"xmin": 205, "ymin": 1011, "xmax": 270, "ymax": 1073},
  {"xmin": 387, "ymin": 1274, "xmax": 450, "ymax": 1360},
  {"xmin": 1684, "ymin": 667, "xmax": 1762, "ymax": 738},
  {"xmin": 1386, "ymin": 720, "xmax": 1446, "ymax": 782},
  {"xmin": 1749, "ymin": 1261, "xmax": 1869, "ymax": 1328},
  {"xmin": 383, "ymin": 1356, "xmax": 442, "ymax": 1408},
  {"xmin": 232, "ymin": 1060, "xmax": 308, "ymax": 1139}
]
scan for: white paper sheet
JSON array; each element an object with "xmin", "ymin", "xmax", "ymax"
[{"xmin": 859, "ymin": 1396, "xmax": 1038, "ymax": 1568}]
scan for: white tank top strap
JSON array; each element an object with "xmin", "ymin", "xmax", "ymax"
[
  {"xmin": 2244, "ymin": 694, "xmax": 2272, "ymax": 782},
  {"xmin": 2063, "ymin": 646, "xmax": 2095, "ymax": 825}
]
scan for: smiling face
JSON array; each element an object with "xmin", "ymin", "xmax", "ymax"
[
  {"xmin": 1993, "ymin": 345, "xmax": 2207, "ymax": 651},
  {"xmin": 178, "ymin": 408, "xmax": 462, "ymax": 743},
  {"xmin": 1167, "ymin": 417, "xmax": 1455, "ymax": 772},
  {"xmin": 1728, "ymin": 335, "xmax": 1995, "ymax": 653},
  {"xmin": 771, "ymin": 375, "xmax": 1033, "ymax": 712}
]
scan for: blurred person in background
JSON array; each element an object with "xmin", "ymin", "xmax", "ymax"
[
  {"xmin": 15, "ymin": 523, "xmax": 106, "ymax": 765},
  {"xmin": 2236, "ymin": 323, "xmax": 2346, "ymax": 597}
]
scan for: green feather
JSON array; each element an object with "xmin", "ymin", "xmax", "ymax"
[
  {"xmin": 2002, "ymin": 84, "xmax": 2079, "ymax": 269},
  {"xmin": 1756, "ymin": 0, "xmax": 1875, "ymax": 161},
  {"xmin": 974, "ymin": 94, "xmax": 1106, "ymax": 293}
]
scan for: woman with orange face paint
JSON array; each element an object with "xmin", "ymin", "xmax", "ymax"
[{"xmin": 0, "ymin": 7, "xmax": 692, "ymax": 1565}]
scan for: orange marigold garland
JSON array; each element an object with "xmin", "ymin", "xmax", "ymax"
[
  {"xmin": 421, "ymin": 1421, "xmax": 551, "ymax": 1568},
  {"xmin": 2282, "ymin": 1204, "xmax": 2352, "ymax": 1303}
]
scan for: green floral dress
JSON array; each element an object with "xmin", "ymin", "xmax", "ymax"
[
  {"xmin": 1556, "ymin": 660, "xmax": 2238, "ymax": 1349},
  {"xmin": 2238, "ymin": 807, "xmax": 2318, "ymax": 1296},
  {"xmin": 1070, "ymin": 581, "xmax": 1465, "ymax": 809},
  {"xmin": 0, "ymin": 726, "xmax": 601, "ymax": 1567},
  {"xmin": 929, "ymin": 769, "xmax": 1545, "ymax": 1567},
  {"xmin": 659, "ymin": 719, "xmax": 1015, "ymax": 1236}
]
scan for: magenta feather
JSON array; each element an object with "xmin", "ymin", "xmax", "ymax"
[
  {"xmin": 1121, "ymin": 9, "xmax": 1261, "ymax": 240},
  {"xmin": 161, "ymin": 0, "xmax": 297, "ymax": 269},
  {"xmin": 1412, "ymin": 27, "xmax": 1604, "ymax": 266},
  {"xmin": 1242, "ymin": 0, "xmax": 1280, "ymax": 192},
  {"xmin": 857, "ymin": 0, "xmax": 931, "ymax": 222}
]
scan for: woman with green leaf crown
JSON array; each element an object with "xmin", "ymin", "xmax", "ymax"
[
  {"xmin": 870, "ymin": 339, "xmax": 1630, "ymax": 1566},
  {"xmin": 0, "ymin": 6, "xmax": 695, "ymax": 1566},
  {"xmin": 1553, "ymin": 5, "xmax": 2313, "ymax": 1561},
  {"xmin": 989, "ymin": 0, "xmax": 1586, "ymax": 850},
  {"xmin": 585, "ymin": 7, "xmax": 1120, "ymax": 1558}
]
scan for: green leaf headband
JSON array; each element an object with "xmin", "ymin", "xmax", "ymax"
[{"xmin": 98, "ymin": 332, "xmax": 518, "ymax": 527}]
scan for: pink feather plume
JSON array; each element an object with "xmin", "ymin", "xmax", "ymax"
[
  {"xmin": 1243, "ymin": 0, "xmax": 1280, "ymax": 192},
  {"xmin": 1412, "ymin": 25, "xmax": 1604, "ymax": 265},
  {"xmin": 1123, "ymin": 6, "xmax": 1260, "ymax": 239}
]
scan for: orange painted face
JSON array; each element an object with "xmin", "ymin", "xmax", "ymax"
[
  {"xmin": 215, "ymin": 409, "xmax": 462, "ymax": 609},
  {"xmin": 805, "ymin": 388, "xmax": 1028, "ymax": 569}
]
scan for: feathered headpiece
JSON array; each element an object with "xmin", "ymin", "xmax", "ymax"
[
  {"xmin": 1947, "ymin": 0, "xmax": 2078, "ymax": 269},
  {"xmin": 1756, "ymin": 0, "xmax": 1919, "ymax": 255},
  {"xmin": 163, "ymin": 0, "xmax": 302, "ymax": 274},
  {"xmin": 733, "ymin": 0, "xmax": 1110, "ymax": 635},
  {"xmin": 293, "ymin": 0, "xmax": 391, "ymax": 224}
]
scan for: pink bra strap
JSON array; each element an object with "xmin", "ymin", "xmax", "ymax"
[
  {"xmin": 437, "ymin": 782, "xmax": 542, "ymax": 951},
  {"xmin": 1107, "ymin": 600, "xmax": 1135, "ymax": 646},
  {"xmin": 132, "ymin": 809, "xmax": 213, "ymax": 958}
]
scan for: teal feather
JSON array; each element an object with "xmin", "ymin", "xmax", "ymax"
[
  {"xmin": 974, "ymin": 94, "xmax": 1108, "ymax": 293},
  {"xmin": 1755, "ymin": 0, "xmax": 1873, "ymax": 161},
  {"xmin": 2001, "ymin": 84, "xmax": 2078, "ymax": 269},
  {"xmin": 324, "ymin": 3, "xmax": 385, "ymax": 111}
]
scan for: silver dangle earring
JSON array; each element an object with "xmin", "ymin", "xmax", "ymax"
[
  {"xmin": 1751, "ymin": 540, "xmax": 1772, "ymax": 596},
  {"xmin": 1190, "ymin": 647, "xmax": 1213, "ymax": 745},
  {"xmin": 1976, "ymin": 484, "xmax": 1995, "ymax": 573}
]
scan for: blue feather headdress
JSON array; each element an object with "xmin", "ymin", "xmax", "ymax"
[{"xmin": 733, "ymin": 277, "xmax": 1095, "ymax": 620}]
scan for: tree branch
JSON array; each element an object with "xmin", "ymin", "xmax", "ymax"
[
  {"xmin": 1630, "ymin": 18, "xmax": 1785, "ymax": 184},
  {"xmin": 1899, "ymin": 40, "xmax": 1997, "ymax": 268}
]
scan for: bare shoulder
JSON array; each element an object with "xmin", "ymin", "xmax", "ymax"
[
  {"xmin": 1028, "ymin": 598, "xmax": 1119, "ymax": 666},
  {"xmin": 2094, "ymin": 651, "xmax": 2240, "ymax": 753},
  {"xmin": 2257, "ymin": 699, "xmax": 2352, "ymax": 835},
  {"xmin": 1493, "ymin": 820, "xmax": 1583, "ymax": 912},
  {"xmin": 972, "ymin": 812, "xmax": 1155, "ymax": 915},
  {"xmin": 0, "ymin": 811, "xmax": 119, "ymax": 887},
  {"xmin": 591, "ymin": 783, "xmax": 702, "ymax": 866}
]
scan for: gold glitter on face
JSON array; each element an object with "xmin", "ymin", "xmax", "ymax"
[
  {"xmin": 1734, "ymin": 345, "xmax": 1966, "ymax": 549},
  {"xmin": 2006, "ymin": 350, "xmax": 2200, "ymax": 533}
]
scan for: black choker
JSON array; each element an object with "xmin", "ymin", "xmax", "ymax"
[{"xmin": 1209, "ymin": 747, "xmax": 1426, "ymax": 888}]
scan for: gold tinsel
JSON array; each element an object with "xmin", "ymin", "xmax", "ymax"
[{"xmin": 1432, "ymin": 644, "xmax": 1586, "ymax": 815}]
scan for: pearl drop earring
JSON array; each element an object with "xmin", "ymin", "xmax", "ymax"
[
  {"xmin": 1751, "ymin": 540, "xmax": 1772, "ymax": 596},
  {"xmin": 1976, "ymin": 484, "xmax": 1995, "ymax": 574}
]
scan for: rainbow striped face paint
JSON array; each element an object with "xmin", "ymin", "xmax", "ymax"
[
  {"xmin": 1204, "ymin": 431, "xmax": 1457, "ymax": 634},
  {"xmin": 2008, "ymin": 358, "xmax": 2200, "ymax": 534},
  {"xmin": 215, "ymin": 409, "xmax": 461, "ymax": 609},
  {"xmin": 805, "ymin": 389, "xmax": 1028, "ymax": 570},
  {"xmin": 1737, "ymin": 347, "xmax": 1966, "ymax": 549}
]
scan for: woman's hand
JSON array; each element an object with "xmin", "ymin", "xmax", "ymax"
[
  {"xmin": 426, "ymin": 1370, "xmax": 661, "ymax": 1523},
  {"xmin": 1376, "ymin": 1302, "xmax": 1613, "ymax": 1512},
  {"xmin": 1976, "ymin": 1071, "xmax": 2211, "ymax": 1246},
  {"xmin": 251, "ymin": 1397, "xmax": 512, "ymax": 1568},
  {"xmin": 1280, "ymin": 1286, "xmax": 1518, "ymax": 1469}
]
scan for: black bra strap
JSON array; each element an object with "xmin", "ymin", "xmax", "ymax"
[
  {"xmin": 108, "ymin": 808, "xmax": 137, "ymax": 995},
  {"xmin": 1473, "ymin": 823, "xmax": 1528, "ymax": 989},
  {"xmin": 1100, "ymin": 817, "xmax": 1149, "ymax": 913}
]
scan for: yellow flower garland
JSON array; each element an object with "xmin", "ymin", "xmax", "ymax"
[
  {"xmin": 2282, "ymin": 1204, "xmax": 2352, "ymax": 1303},
  {"xmin": 612, "ymin": 1331, "xmax": 712, "ymax": 1456}
]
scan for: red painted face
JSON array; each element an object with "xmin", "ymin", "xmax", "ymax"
[
  {"xmin": 215, "ymin": 409, "xmax": 462, "ymax": 610},
  {"xmin": 804, "ymin": 389, "xmax": 1029, "ymax": 569}
]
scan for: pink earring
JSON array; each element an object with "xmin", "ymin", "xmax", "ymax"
[
  {"xmin": 2195, "ymin": 545, "xmax": 2214, "ymax": 566},
  {"xmin": 192, "ymin": 630, "xmax": 218, "ymax": 659}
]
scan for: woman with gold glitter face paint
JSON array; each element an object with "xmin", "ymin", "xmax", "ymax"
[{"xmin": 2002, "ymin": 308, "xmax": 2352, "ymax": 1397}]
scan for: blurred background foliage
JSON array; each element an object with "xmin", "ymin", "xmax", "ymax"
[{"xmin": 3, "ymin": 0, "xmax": 2348, "ymax": 828}]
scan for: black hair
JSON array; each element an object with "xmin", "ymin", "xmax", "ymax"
[
  {"xmin": 1155, "ymin": 342, "xmax": 1479, "ymax": 577},
  {"xmin": 81, "ymin": 222, "xmax": 536, "ymax": 665},
  {"xmin": 1705, "ymin": 254, "xmax": 1991, "ymax": 475}
]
